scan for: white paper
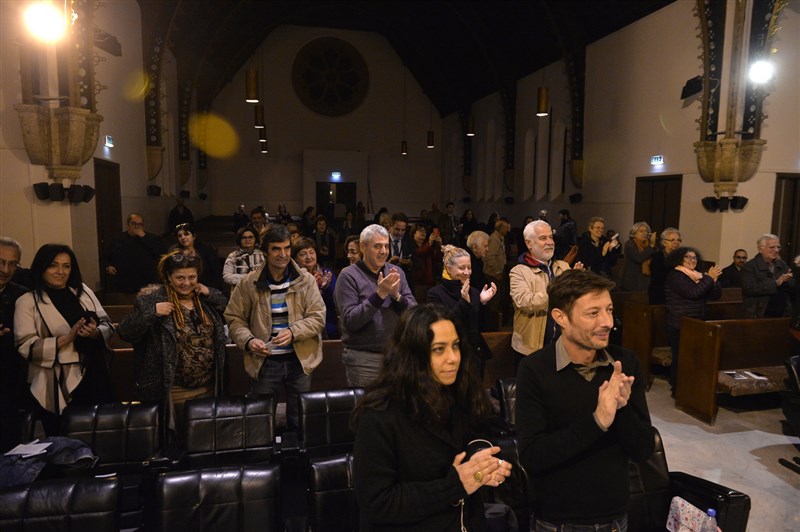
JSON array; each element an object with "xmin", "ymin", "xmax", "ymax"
[{"xmin": 4, "ymin": 439, "xmax": 52, "ymax": 458}]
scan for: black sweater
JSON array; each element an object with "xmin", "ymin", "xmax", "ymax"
[{"xmin": 516, "ymin": 343, "xmax": 654, "ymax": 524}]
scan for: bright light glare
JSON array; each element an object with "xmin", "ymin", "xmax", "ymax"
[
  {"xmin": 748, "ymin": 60, "xmax": 775, "ymax": 84},
  {"xmin": 24, "ymin": 2, "xmax": 67, "ymax": 43}
]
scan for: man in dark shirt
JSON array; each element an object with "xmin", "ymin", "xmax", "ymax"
[
  {"xmin": 0, "ymin": 237, "xmax": 30, "ymax": 452},
  {"xmin": 554, "ymin": 209, "xmax": 578, "ymax": 261},
  {"xmin": 719, "ymin": 249, "xmax": 748, "ymax": 288},
  {"xmin": 517, "ymin": 269, "xmax": 654, "ymax": 531},
  {"xmin": 740, "ymin": 234, "xmax": 795, "ymax": 317},
  {"xmin": 105, "ymin": 213, "xmax": 164, "ymax": 294}
]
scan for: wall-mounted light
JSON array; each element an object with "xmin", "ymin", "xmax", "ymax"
[
  {"xmin": 23, "ymin": 2, "xmax": 69, "ymax": 43},
  {"xmin": 466, "ymin": 114, "xmax": 475, "ymax": 137},
  {"xmin": 104, "ymin": 135, "xmax": 114, "ymax": 148},
  {"xmin": 331, "ymin": 171, "xmax": 341, "ymax": 181},
  {"xmin": 258, "ymin": 128, "xmax": 267, "ymax": 143},
  {"xmin": 254, "ymin": 104, "xmax": 264, "ymax": 128},
  {"xmin": 650, "ymin": 155, "xmax": 664, "ymax": 165},
  {"xmin": 260, "ymin": 140, "xmax": 269, "ymax": 154},
  {"xmin": 536, "ymin": 86, "xmax": 549, "ymax": 117},
  {"xmin": 245, "ymin": 68, "xmax": 259, "ymax": 103},
  {"xmin": 400, "ymin": 140, "xmax": 408, "ymax": 156},
  {"xmin": 748, "ymin": 60, "xmax": 775, "ymax": 84}
]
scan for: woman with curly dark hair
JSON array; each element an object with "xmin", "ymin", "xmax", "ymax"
[
  {"xmin": 352, "ymin": 304, "xmax": 511, "ymax": 530},
  {"xmin": 664, "ymin": 246, "xmax": 721, "ymax": 392}
]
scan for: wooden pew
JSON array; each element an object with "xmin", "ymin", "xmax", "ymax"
[
  {"xmin": 622, "ymin": 300, "xmax": 744, "ymax": 388},
  {"xmin": 103, "ymin": 304, "xmax": 133, "ymax": 324},
  {"xmin": 676, "ymin": 317, "xmax": 792, "ymax": 424}
]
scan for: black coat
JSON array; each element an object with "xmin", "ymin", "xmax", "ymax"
[
  {"xmin": 426, "ymin": 280, "xmax": 491, "ymax": 361},
  {"xmin": 664, "ymin": 270, "xmax": 721, "ymax": 330},
  {"xmin": 354, "ymin": 402, "xmax": 487, "ymax": 531}
]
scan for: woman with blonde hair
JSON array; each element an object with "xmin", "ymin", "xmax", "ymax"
[
  {"xmin": 426, "ymin": 245, "xmax": 497, "ymax": 376},
  {"xmin": 620, "ymin": 221, "xmax": 657, "ymax": 292}
]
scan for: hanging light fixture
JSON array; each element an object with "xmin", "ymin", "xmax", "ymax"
[
  {"xmin": 537, "ymin": 87, "xmax": 549, "ymax": 117},
  {"xmin": 466, "ymin": 114, "xmax": 475, "ymax": 137},
  {"xmin": 254, "ymin": 104, "xmax": 264, "ymax": 128},
  {"xmin": 426, "ymin": 103, "xmax": 435, "ymax": 149},
  {"xmin": 245, "ymin": 67, "xmax": 259, "ymax": 103},
  {"xmin": 260, "ymin": 139, "xmax": 269, "ymax": 154},
  {"xmin": 401, "ymin": 140, "xmax": 408, "ymax": 156},
  {"xmin": 400, "ymin": 66, "xmax": 408, "ymax": 156},
  {"xmin": 537, "ymin": 68, "xmax": 549, "ymax": 117},
  {"xmin": 258, "ymin": 128, "xmax": 267, "ymax": 143}
]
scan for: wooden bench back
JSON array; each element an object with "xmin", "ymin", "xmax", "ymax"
[{"xmin": 676, "ymin": 317, "xmax": 791, "ymax": 423}]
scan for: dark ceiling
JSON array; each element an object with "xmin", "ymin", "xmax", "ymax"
[{"xmin": 137, "ymin": 0, "xmax": 674, "ymax": 117}]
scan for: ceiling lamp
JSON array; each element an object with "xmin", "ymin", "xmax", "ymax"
[
  {"xmin": 466, "ymin": 114, "xmax": 475, "ymax": 137},
  {"xmin": 258, "ymin": 128, "xmax": 267, "ymax": 143},
  {"xmin": 426, "ymin": 131, "xmax": 435, "ymax": 149},
  {"xmin": 537, "ymin": 86, "xmax": 549, "ymax": 117},
  {"xmin": 260, "ymin": 139, "xmax": 269, "ymax": 154},
  {"xmin": 245, "ymin": 68, "xmax": 259, "ymax": 103},
  {"xmin": 401, "ymin": 140, "xmax": 408, "ymax": 156},
  {"xmin": 254, "ymin": 104, "xmax": 264, "ymax": 128}
]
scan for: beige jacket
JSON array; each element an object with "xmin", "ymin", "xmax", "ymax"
[
  {"xmin": 224, "ymin": 259, "xmax": 325, "ymax": 379},
  {"xmin": 509, "ymin": 259, "xmax": 569, "ymax": 355},
  {"xmin": 484, "ymin": 231, "xmax": 506, "ymax": 279},
  {"xmin": 14, "ymin": 285, "xmax": 114, "ymax": 413}
]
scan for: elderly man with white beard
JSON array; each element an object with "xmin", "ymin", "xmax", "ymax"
[{"xmin": 510, "ymin": 220, "xmax": 581, "ymax": 370}]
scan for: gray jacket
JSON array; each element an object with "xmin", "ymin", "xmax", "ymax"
[{"xmin": 740, "ymin": 255, "xmax": 795, "ymax": 318}]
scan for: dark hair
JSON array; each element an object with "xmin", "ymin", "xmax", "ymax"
[
  {"xmin": 353, "ymin": 304, "xmax": 491, "ymax": 428},
  {"xmin": 262, "ymin": 224, "xmax": 291, "ymax": 247},
  {"xmin": 665, "ymin": 246, "xmax": 703, "ymax": 270},
  {"xmin": 315, "ymin": 214, "xmax": 327, "ymax": 224},
  {"xmin": 390, "ymin": 212, "xmax": 409, "ymax": 225},
  {"xmin": 558, "ymin": 209, "xmax": 570, "ymax": 216},
  {"xmin": 174, "ymin": 222, "xmax": 195, "ymax": 235},
  {"xmin": 235, "ymin": 225, "xmax": 258, "ymax": 246},
  {"xmin": 30, "ymin": 244, "xmax": 84, "ymax": 297},
  {"xmin": 292, "ymin": 237, "xmax": 316, "ymax": 258},
  {"xmin": 344, "ymin": 235, "xmax": 359, "ymax": 248},
  {"xmin": 547, "ymin": 269, "xmax": 615, "ymax": 317},
  {"xmin": 158, "ymin": 249, "xmax": 204, "ymax": 282},
  {"xmin": 446, "ymin": 201, "xmax": 455, "ymax": 208},
  {"xmin": 250, "ymin": 206, "xmax": 266, "ymax": 217}
]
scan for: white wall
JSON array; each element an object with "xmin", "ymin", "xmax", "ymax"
[{"xmin": 207, "ymin": 25, "xmax": 442, "ymax": 219}]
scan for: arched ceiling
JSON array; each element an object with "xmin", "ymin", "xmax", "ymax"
[{"xmin": 137, "ymin": 0, "xmax": 674, "ymax": 116}]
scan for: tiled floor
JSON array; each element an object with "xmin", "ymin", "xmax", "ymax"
[{"xmin": 647, "ymin": 375, "xmax": 800, "ymax": 531}]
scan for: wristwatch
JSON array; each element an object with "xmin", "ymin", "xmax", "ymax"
[{"xmin": 393, "ymin": 293, "xmax": 402, "ymax": 302}]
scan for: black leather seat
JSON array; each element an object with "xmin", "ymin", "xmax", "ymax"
[
  {"xmin": 494, "ymin": 377, "xmax": 517, "ymax": 436},
  {"xmin": 180, "ymin": 395, "xmax": 276, "ymax": 468},
  {"xmin": 628, "ymin": 427, "xmax": 750, "ymax": 531},
  {"xmin": 298, "ymin": 388, "xmax": 364, "ymax": 458},
  {"xmin": 307, "ymin": 453, "xmax": 358, "ymax": 532},
  {"xmin": 61, "ymin": 401, "xmax": 160, "ymax": 530},
  {"xmin": 150, "ymin": 464, "xmax": 280, "ymax": 531},
  {"xmin": 0, "ymin": 476, "xmax": 119, "ymax": 530},
  {"xmin": 780, "ymin": 355, "xmax": 800, "ymax": 474}
]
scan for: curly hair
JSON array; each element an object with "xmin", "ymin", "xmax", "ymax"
[{"xmin": 352, "ymin": 304, "xmax": 491, "ymax": 428}]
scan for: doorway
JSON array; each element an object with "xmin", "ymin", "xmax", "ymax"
[
  {"xmin": 772, "ymin": 173, "xmax": 800, "ymax": 262},
  {"xmin": 315, "ymin": 181, "xmax": 357, "ymax": 223},
  {"xmin": 94, "ymin": 158, "xmax": 122, "ymax": 292},
  {"xmin": 633, "ymin": 175, "xmax": 682, "ymax": 234}
]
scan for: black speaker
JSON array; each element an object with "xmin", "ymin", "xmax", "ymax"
[
  {"xmin": 717, "ymin": 197, "xmax": 730, "ymax": 212},
  {"xmin": 49, "ymin": 183, "xmax": 65, "ymax": 201},
  {"xmin": 701, "ymin": 197, "xmax": 718, "ymax": 212},
  {"xmin": 81, "ymin": 185, "xmax": 95, "ymax": 203},
  {"xmin": 730, "ymin": 196, "xmax": 748, "ymax": 210},
  {"xmin": 569, "ymin": 193, "xmax": 583, "ymax": 204},
  {"xmin": 67, "ymin": 184, "xmax": 84, "ymax": 203},
  {"xmin": 147, "ymin": 185, "xmax": 161, "ymax": 196},
  {"xmin": 33, "ymin": 182, "xmax": 50, "ymax": 201}
]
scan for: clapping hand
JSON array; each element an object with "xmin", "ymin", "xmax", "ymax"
[
  {"xmin": 453, "ymin": 446, "xmax": 512, "ymax": 495},
  {"xmin": 480, "ymin": 282, "xmax": 497, "ymax": 305},
  {"xmin": 377, "ymin": 269, "xmax": 401, "ymax": 299},
  {"xmin": 460, "ymin": 279, "xmax": 471, "ymax": 303},
  {"xmin": 594, "ymin": 361, "xmax": 634, "ymax": 429},
  {"xmin": 707, "ymin": 265, "xmax": 723, "ymax": 281}
]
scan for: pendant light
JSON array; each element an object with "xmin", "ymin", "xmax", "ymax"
[{"xmin": 245, "ymin": 67, "xmax": 259, "ymax": 103}]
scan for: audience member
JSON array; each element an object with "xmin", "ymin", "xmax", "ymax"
[
  {"xmin": 222, "ymin": 226, "xmax": 265, "ymax": 287},
  {"xmin": 388, "ymin": 212, "xmax": 414, "ymax": 291},
  {"xmin": 664, "ymin": 247, "xmax": 722, "ymax": 392},
  {"xmin": 15, "ymin": 244, "xmax": 115, "ymax": 435},
  {"xmin": 509, "ymin": 221, "xmax": 571, "ymax": 368},
  {"xmin": 516, "ymin": 269, "xmax": 654, "ymax": 532},
  {"xmin": 719, "ymin": 249, "xmax": 748, "ymax": 288},
  {"xmin": 287, "ymin": 222, "xmax": 302, "ymax": 246},
  {"xmin": 334, "ymin": 224, "xmax": 417, "ymax": 387},
  {"xmin": 250, "ymin": 206, "xmax": 269, "ymax": 241},
  {"xmin": 439, "ymin": 201, "xmax": 462, "ymax": 245},
  {"xmin": 171, "ymin": 223, "xmax": 223, "ymax": 290},
  {"xmin": 232, "ymin": 204, "xmax": 249, "ymax": 232},
  {"xmin": 426, "ymin": 246, "xmax": 497, "ymax": 376},
  {"xmin": 293, "ymin": 237, "xmax": 339, "ymax": 339},
  {"xmin": 792, "ymin": 255, "xmax": 800, "ymax": 343},
  {"xmin": 619, "ymin": 221, "xmax": 657, "ymax": 292},
  {"xmin": 372, "ymin": 206, "xmax": 388, "ymax": 225},
  {"xmin": 312, "ymin": 215, "xmax": 336, "ymax": 268},
  {"xmin": 411, "ymin": 224, "xmax": 442, "ymax": 288},
  {"xmin": 0, "ymin": 237, "xmax": 30, "ymax": 452},
  {"xmin": 484, "ymin": 218, "xmax": 510, "ymax": 287},
  {"xmin": 344, "ymin": 235, "xmax": 361, "ymax": 265},
  {"xmin": 554, "ymin": 209, "xmax": 578, "ymax": 261},
  {"xmin": 460, "ymin": 209, "xmax": 479, "ymax": 238},
  {"xmin": 119, "ymin": 250, "xmax": 227, "ymax": 437},
  {"xmin": 741, "ymin": 233, "xmax": 795, "ymax": 318},
  {"xmin": 339, "ymin": 211, "xmax": 360, "ymax": 242},
  {"xmin": 352, "ymin": 304, "xmax": 511, "ymax": 530},
  {"xmin": 483, "ymin": 212, "xmax": 500, "ymax": 235},
  {"xmin": 225, "ymin": 225, "xmax": 325, "ymax": 431},
  {"xmin": 576, "ymin": 216, "xmax": 620, "ymax": 279},
  {"xmin": 465, "ymin": 230, "xmax": 489, "ymax": 291},
  {"xmin": 537, "ymin": 209, "xmax": 549, "ymax": 222},
  {"xmin": 648, "ymin": 227, "xmax": 682, "ymax": 303},
  {"xmin": 104, "ymin": 213, "xmax": 164, "ymax": 294},
  {"xmin": 514, "ymin": 216, "xmax": 536, "ymax": 258},
  {"xmin": 167, "ymin": 198, "xmax": 194, "ymax": 231},
  {"xmin": 301, "ymin": 206, "xmax": 316, "ymax": 235},
  {"xmin": 275, "ymin": 203, "xmax": 292, "ymax": 225}
]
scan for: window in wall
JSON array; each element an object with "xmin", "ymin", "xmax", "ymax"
[{"xmin": 772, "ymin": 173, "xmax": 800, "ymax": 262}]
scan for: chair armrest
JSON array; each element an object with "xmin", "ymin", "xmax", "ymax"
[
  {"xmin": 276, "ymin": 431, "xmax": 302, "ymax": 461},
  {"xmin": 669, "ymin": 471, "xmax": 750, "ymax": 532}
]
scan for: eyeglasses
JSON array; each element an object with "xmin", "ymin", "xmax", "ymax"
[
  {"xmin": 170, "ymin": 252, "xmax": 197, "ymax": 263},
  {"xmin": 128, "ymin": 221, "xmax": 144, "ymax": 227},
  {"xmin": 0, "ymin": 259, "xmax": 20, "ymax": 268},
  {"xmin": 241, "ymin": 235, "xmax": 256, "ymax": 239},
  {"xmin": 664, "ymin": 238, "xmax": 682, "ymax": 243},
  {"xmin": 733, "ymin": 255, "xmax": 747, "ymax": 260},
  {"xmin": 683, "ymin": 255, "xmax": 698, "ymax": 261}
]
